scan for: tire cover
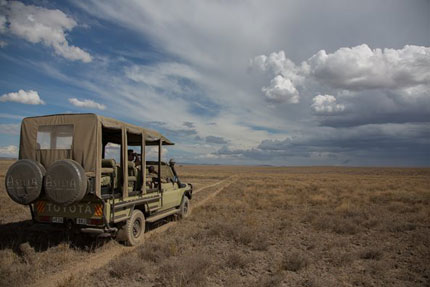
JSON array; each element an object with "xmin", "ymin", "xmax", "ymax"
[
  {"xmin": 5, "ymin": 159, "xmax": 45, "ymax": 205},
  {"xmin": 45, "ymin": 160, "xmax": 87, "ymax": 206}
]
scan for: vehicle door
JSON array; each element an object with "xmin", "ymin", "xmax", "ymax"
[{"xmin": 161, "ymin": 166, "xmax": 182, "ymax": 209}]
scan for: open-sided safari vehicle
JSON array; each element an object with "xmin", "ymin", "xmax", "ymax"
[{"xmin": 5, "ymin": 114, "xmax": 192, "ymax": 245}]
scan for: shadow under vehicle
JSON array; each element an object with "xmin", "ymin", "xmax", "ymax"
[{"xmin": 5, "ymin": 113, "xmax": 192, "ymax": 246}]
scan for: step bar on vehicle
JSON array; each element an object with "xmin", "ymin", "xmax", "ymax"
[
  {"xmin": 146, "ymin": 208, "xmax": 180, "ymax": 223},
  {"xmin": 113, "ymin": 207, "xmax": 180, "ymax": 224},
  {"xmin": 81, "ymin": 227, "xmax": 118, "ymax": 235}
]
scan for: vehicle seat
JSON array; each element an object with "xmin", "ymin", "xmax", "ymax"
[
  {"xmin": 101, "ymin": 159, "xmax": 117, "ymax": 194},
  {"xmin": 128, "ymin": 161, "xmax": 137, "ymax": 192}
]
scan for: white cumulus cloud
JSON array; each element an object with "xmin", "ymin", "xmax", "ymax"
[
  {"xmin": 0, "ymin": 89, "xmax": 45, "ymax": 104},
  {"xmin": 3, "ymin": 1, "xmax": 91, "ymax": 62},
  {"xmin": 251, "ymin": 51, "xmax": 304, "ymax": 82},
  {"xmin": 69, "ymin": 98, "xmax": 106, "ymax": 110},
  {"xmin": 251, "ymin": 44, "xmax": 430, "ymax": 105},
  {"xmin": 251, "ymin": 51, "xmax": 304, "ymax": 104},
  {"xmin": 311, "ymin": 95, "xmax": 345, "ymax": 114},
  {"xmin": 262, "ymin": 75, "xmax": 299, "ymax": 103},
  {"xmin": 307, "ymin": 44, "xmax": 430, "ymax": 90}
]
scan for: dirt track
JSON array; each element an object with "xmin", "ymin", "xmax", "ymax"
[{"xmin": 33, "ymin": 176, "xmax": 238, "ymax": 287}]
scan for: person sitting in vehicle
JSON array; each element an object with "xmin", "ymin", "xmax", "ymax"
[
  {"xmin": 134, "ymin": 153, "xmax": 141, "ymax": 166},
  {"xmin": 128, "ymin": 149, "xmax": 135, "ymax": 161},
  {"xmin": 128, "ymin": 149, "xmax": 142, "ymax": 167},
  {"xmin": 148, "ymin": 165, "xmax": 158, "ymax": 176}
]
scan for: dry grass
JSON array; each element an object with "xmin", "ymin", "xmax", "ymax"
[
  {"xmin": 0, "ymin": 161, "xmax": 429, "ymax": 286},
  {"xmin": 226, "ymin": 252, "xmax": 251, "ymax": 269},
  {"xmin": 108, "ymin": 255, "xmax": 144, "ymax": 279},
  {"xmin": 360, "ymin": 248, "xmax": 383, "ymax": 260},
  {"xmin": 281, "ymin": 250, "xmax": 309, "ymax": 272},
  {"xmin": 157, "ymin": 253, "xmax": 212, "ymax": 287}
]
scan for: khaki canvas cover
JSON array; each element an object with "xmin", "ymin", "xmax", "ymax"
[{"xmin": 19, "ymin": 113, "xmax": 173, "ymax": 197}]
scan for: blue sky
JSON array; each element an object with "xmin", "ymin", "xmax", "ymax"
[{"xmin": 0, "ymin": 0, "xmax": 429, "ymax": 166}]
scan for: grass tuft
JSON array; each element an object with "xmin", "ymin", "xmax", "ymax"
[{"xmin": 281, "ymin": 251, "xmax": 309, "ymax": 272}]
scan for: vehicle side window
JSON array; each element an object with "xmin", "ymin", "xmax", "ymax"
[{"xmin": 37, "ymin": 125, "xmax": 73, "ymax": 149}]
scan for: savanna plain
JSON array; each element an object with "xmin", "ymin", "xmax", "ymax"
[{"xmin": 0, "ymin": 160, "xmax": 429, "ymax": 286}]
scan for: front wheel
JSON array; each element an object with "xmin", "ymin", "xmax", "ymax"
[
  {"xmin": 178, "ymin": 196, "xmax": 190, "ymax": 219},
  {"xmin": 117, "ymin": 209, "xmax": 145, "ymax": 246}
]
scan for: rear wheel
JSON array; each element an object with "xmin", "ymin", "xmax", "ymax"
[
  {"xmin": 178, "ymin": 196, "xmax": 190, "ymax": 219},
  {"xmin": 118, "ymin": 209, "xmax": 145, "ymax": 246}
]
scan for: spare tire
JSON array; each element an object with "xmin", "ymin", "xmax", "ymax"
[
  {"xmin": 5, "ymin": 159, "xmax": 46, "ymax": 205},
  {"xmin": 45, "ymin": 159, "xmax": 87, "ymax": 206}
]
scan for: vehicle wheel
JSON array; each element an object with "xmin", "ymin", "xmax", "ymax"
[
  {"xmin": 179, "ymin": 196, "xmax": 190, "ymax": 219},
  {"xmin": 118, "ymin": 209, "xmax": 145, "ymax": 246}
]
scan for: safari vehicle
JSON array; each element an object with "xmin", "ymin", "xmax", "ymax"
[{"xmin": 5, "ymin": 113, "xmax": 192, "ymax": 245}]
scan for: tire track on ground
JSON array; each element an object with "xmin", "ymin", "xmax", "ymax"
[
  {"xmin": 33, "ymin": 176, "xmax": 238, "ymax": 287},
  {"xmin": 192, "ymin": 175, "xmax": 234, "ymax": 194}
]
